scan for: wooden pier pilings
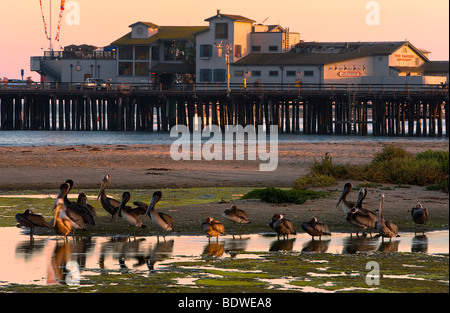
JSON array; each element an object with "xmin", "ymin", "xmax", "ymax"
[{"xmin": 0, "ymin": 83, "xmax": 448, "ymax": 136}]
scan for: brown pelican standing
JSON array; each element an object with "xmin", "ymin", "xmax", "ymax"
[
  {"xmin": 202, "ymin": 217, "xmax": 226, "ymax": 241},
  {"xmin": 144, "ymin": 191, "xmax": 174, "ymax": 239},
  {"xmin": 97, "ymin": 174, "xmax": 120, "ymax": 221},
  {"xmin": 345, "ymin": 188, "xmax": 377, "ymax": 236},
  {"xmin": 301, "ymin": 217, "xmax": 331, "ymax": 240},
  {"xmin": 77, "ymin": 192, "xmax": 97, "ymax": 217},
  {"xmin": 268, "ymin": 213, "xmax": 296, "ymax": 240},
  {"xmin": 411, "ymin": 203, "xmax": 428, "ymax": 234},
  {"xmin": 15, "ymin": 209, "xmax": 49, "ymax": 235},
  {"xmin": 376, "ymin": 193, "xmax": 400, "ymax": 241},
  {"xmin": 222, "ymin": 205, "xmax": 250, "ymax": 239},
  {"xmin": 117, "ymin": 192, "xmax": 147, "ymax": 229},
  {"xmin": 336, "ymin": 182, "xmax": 356, "ymax": 214},
  {"xmin": 222, "ymin": 205, "xmax": 251, "ymax": 224},
  {"xmin": 52, "ymin": 183, "xmax": 74, "ymax": 240},
  {"xmin": 63, "ymin": 180, "xmax": 96, "ymax": 227}
]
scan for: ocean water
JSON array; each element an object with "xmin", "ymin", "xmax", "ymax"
[{"xmin": 0, "ymin": 130, "xmax": 448, "ymax": 147}]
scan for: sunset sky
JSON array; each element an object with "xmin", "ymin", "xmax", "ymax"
[{"xmin": 0, "ymin": 0, "xmax": 448, "ymax": 80}]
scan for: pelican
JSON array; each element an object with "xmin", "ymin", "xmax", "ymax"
[
  {"xmin": 268, "ymin": 213, "xmax": 296, "ymax": 240},
  {"xmin": 97, "ymin": 174, "xmax": 120, "ymax": 221},
  {"xmin": 411, "ymin": 203, "xmax": 428, "ymax": 234},
  {"xmin": 222, "ymin": 205, "xmax": 251, "ymax": 224},
  {"xmin": 63, "ymin": 180, "xmax": 96, "ymax": 227},
  {"xmin": 117, "ymin": 192, "xmax": 147, "ymax": 229},
  {"xmin": 52, "ymin": 183, "xmax": 74, "ymax": 240},
  {"xmin": 376, "ymin": 193, "xmax": 400, "ymax": 241},
  {"xmin": 144, "ymin": 191, "xmax": 174, "ymax": 239},
  {"xmin": 202, "ymin": 217, "xmax": 226, "ymax": 241},
  {"xmin": 15, "ymin": 209, "xmax": 49, "ymax": 235},
  {"xmin": 77, "ymin": 192, "xmax": 97, "ymax": 217},
  {"xmin": 345, "ymin": 188, "xmax": 377, "ymax": 236},
  {"xmin": 52, "ymin": 183, "xmax": 85, "ymax": 232},
  {"xmin": 336, "ymin": 182, "xmax": 355, "ymax": 214},
  {"xmin": 301, "ymin": 217, "xmax": 331, "ymax": 240}
]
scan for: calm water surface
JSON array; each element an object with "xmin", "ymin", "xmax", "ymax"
[
  {"xmin": 0, "ymin": 130, "xmax": 448, "ymax": 147},
  {"xmin": 0, "ymin": 227, "xmax": 447, "ymax": 287}
]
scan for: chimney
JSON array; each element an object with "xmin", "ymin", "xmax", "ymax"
[{"xmin": 217, "ymin": 9, "xmax": 221, "ymax": 17}]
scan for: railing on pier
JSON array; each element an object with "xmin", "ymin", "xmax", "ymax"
[{"xmin": 1, "ymin": 82, "xmax": 448, "ymax": 96}]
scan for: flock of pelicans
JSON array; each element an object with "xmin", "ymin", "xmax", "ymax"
[{"xmin": 14, "ymin": 176, "xmax": 429, "ymax": 242}]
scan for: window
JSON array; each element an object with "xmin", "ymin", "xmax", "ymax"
[
  {"xmin": 200, "ymin": 45, "xmax": 212, "ymax": 58},
  {"xmin": 269, "ymin": 46, "xmax": 278, "ymax": 52},
  {"xmin": 252, "ymin": 46, "xmax": 261, "ymax": 52},
  {"xmin": 304, "ymin": 70, "xmax": 314, "ymax": 77},
  {"xmin": 252, "ymin": 70, "xmax": 261, "ymax": 77},
  {"xmin": 286, "ymin": 70, "xmax": 296, "ymax": 77},
  {"xmin": 234, "ymin": 70, "xmax": 244, "ymax": 77},
  {"xmin": 151, "ymin": 46, "xmax": 159, "ymax": 61},
  {"xmin": 135, "ymin": 46, "xmax": 149, "ymax": 60},
  {"xmin": 164, "ymin": 42, "xmax": 175, "ymax": 61},
  {"xmin": 135, "ymin": 62, "xmax": 149, "ymax": 76},
  {"xmin": 118, "ymin": 62, "xmax": 133, "ymax": 76},
  {"xmin": 119, "ymin": 46, "xmax": 133, "ymax": 60},
  {"xmin": 214, "ymin": 69, "xmax": 226, "ymax": 82},
  {"xmin": 215, "ymin": 23, "xmax": 228, "ymax": 39},
  {"xmin": 269, "ymin": 71, "xmax": 278, "ymax": 77},
  {"xmin": 199, "ymin": 69, "xmax": 212, "ymax": 82},
  {"xmin": 235, "ymin": 45, "xmax": 242, "ymax": 58}
]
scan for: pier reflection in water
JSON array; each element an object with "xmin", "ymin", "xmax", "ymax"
[{"xmin": 1, "ymin": 227, "xmax": 448, "ymax": 286}]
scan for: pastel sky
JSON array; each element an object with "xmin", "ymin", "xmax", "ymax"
[{"xmin": 0, "ymin": 0, "xmax": 448, "ymax": 80}]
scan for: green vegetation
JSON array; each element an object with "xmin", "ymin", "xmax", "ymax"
[
  {"xmin": 1, "ymin": 252, "xmax": 447, "ymax": 293},
  {"xmin": 241, "ymin": 187, "xmax": 328, "ymax": 204},
  {"xmin": 294, "ymin": 147, "xmax": 449, "ymax": 192}
]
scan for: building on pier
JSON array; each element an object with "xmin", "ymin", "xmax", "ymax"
[
  {"xmin": 232, "ymin": 41, "xmax": 449, "ymax": 86},
  {"xmin": 30, "ymin": 10, "xmax": 448, "ymax": 87}
]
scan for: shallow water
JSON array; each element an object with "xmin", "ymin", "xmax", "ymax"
[
  {"xmin": 0, "ymin": 130, "xmax": 448, "ymax": 147},
  {"xmin": 0, "ymin": 227, "xmax": 447, "ymax": 287}
]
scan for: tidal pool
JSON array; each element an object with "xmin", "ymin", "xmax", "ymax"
[{"xmin": 0, "ymin": 227, "xmax": 448, "ymax": 292}]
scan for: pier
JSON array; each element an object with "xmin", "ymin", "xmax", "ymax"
[{"xmin": 0, "ymin": 82, "xmax": 448, "ymax": 136}]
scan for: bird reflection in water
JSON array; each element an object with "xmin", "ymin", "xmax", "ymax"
[
  {"xmin": 411, "ymin": 235, "xmax": 428, "ymax": 253},
  {"xmin": 15, "ymin": 237, "xmax": 48, "ymax": 262},
  {"xmin": 146, "ymin": 239, "xmax": 174, "ymax": 271},
  {"xmin": 269, "ymin": 238, "xmax": 296, "ymax": 252},
  {"xmin": 47, "ymin": 240, "xmax": 72, "ymax": 285},
  {"xmin": 202, "ymin": 241, "xmax": 225, "ymax": 257},
  {"xmin": 342, "ymin": 236, "xmax": 380, "ymax": 254},
  {"xmin": 378, "ymin": 240, "xmax": 400, "ymax": 252},
  {"xmin": 301, "ymin": 238, "xmax": 330, "ymax": 253},
  {"xmin": 224, "ymin": 237, "xmax": 250, "ymax": 258}
]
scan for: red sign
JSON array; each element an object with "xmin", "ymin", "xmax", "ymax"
[{"xmin": 337, "ymin": 71, "xmax": 362, "ymax": 77}]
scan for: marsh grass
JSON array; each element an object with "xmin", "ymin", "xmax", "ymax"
[
  {"xmin": 294, "ymin": 147, "xmax": 449, "ymax": 192},
  {"xmin": 241, "ymin": 187, "xmax": 328, "ymax": 204}
]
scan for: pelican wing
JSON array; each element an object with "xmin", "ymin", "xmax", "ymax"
[
  {"xmin": 26, "ymin": 213, "xmax": 50, "ymax": 228},
  {"xmin": 282, "ymin": 219, "xmax": 296, "ymax": 235},
  {"xmin": 211, "ymin": 220, "xmax": 226, "ymax": 235},
  {"xmin": 234, "ymin": 208, "xmax": 250, "ymax": 222}
]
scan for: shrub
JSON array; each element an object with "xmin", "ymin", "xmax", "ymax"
[
  {"xmin": 242, "ymin": 187, "xmax": 328, "ymax": 204},
  {"xmin": 294, "ymin": 147, "xmax": 449, "ymax": 192},
  {"xmin": 294, "ymin": 174, "xmax": 337, "ymax": 190},
  {"xmin": 372, "ymin": 145, "xmax": 413, "ymax": 163}
]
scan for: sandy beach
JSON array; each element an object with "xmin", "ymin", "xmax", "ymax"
[{"xmin": 0, "ymin": 140, "xmax": 448, "ymax": 232}]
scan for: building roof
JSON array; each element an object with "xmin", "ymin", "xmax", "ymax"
[
  {"xmin": 421, "ymin": 61, "xmax": 449, "ymax": 74},
  {"xmin": 233, "ymin": 41, "xmax": 431, "ymax": 67},
  {"xmin": 111, "ymin": 26, "xmax": 209, "ymax": 45},
  {"xmin": 205, "ymin": 10, "xmax": 255, "ymax": 23},
  {"xmin": 128, "ymin": 21, "xmax": 159, "ymax": 29}
]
